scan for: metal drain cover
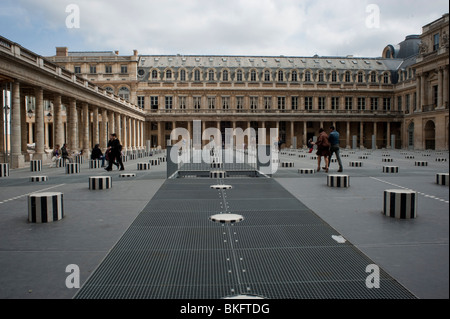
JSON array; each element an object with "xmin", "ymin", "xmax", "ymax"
[
  {"xmin": 224, "ymin": 295, "xmax": 264, "ymax": 299},
  {"xmin": 210, "ymin": 185, "xmax": 233, "ymax": 190},
  {"xmin": 209, "ymin": 213, "xmax": 243, "ymax": 223}
]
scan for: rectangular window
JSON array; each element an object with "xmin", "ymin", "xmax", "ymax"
[
  {"xmin": 291, "ymin": 72, "xmax": 298, "ymax": 82},
  {"xmin": 150, "ymin": 96, "xmax": 158, "ymax": 110},
  {"xmin": 180, "ymin": 70, "xmax": 186, "ymax": 81},
  {"xmin": 405, "ymin": 94, "xmax": 410, "ymax": 113},
  {"xmin": 433, "ymin": 33, "xmax": 440, "ymax": 51},
  {"xmin": 208, "ymin": 97, "xmax": 215, "ymax": 109},
  {"xmin": 383, "ymin": 97, "xmax": 391, "ymax": 111},
  {"xmin": 165, "ymin": 96, "xmax": 173, "ymax": 110},
  {"xmin": 397, "ymin": 96, "xmax": 402, "ymax": 111},
  {"xmin": 264, "ymin": 97, "xmax": 272, "ymax": 110},
  {"xmin": 105, "ymin": 65, "xmax": 112, "ymax": 74},
  {"xmin": 194, "ymin": 97, "xmax": 201, "ymax": 110},
  {"xmin": 278, "ymin": 97, "xmax": 286, "ymax": 110},
  {"xmin": 433, "ymin": 85, "xmax": 438, "ymax": 107},
  {"xmin": 222, "ymin": 97, "xmax": 230, "ymax": 110},
  {"xmin": 137, "ymin": 96, "xmax": 145, "ymax": 109},
  {"xmin": 305, "ymin": 97, "xmax": 313, "ymax": 110},
  {"xmin": 250, "ymin": 97, "xmax": 258, "ymax": 110},
  {"xmin": 345, "ymin": 97, "xmax": 353, "ymax": 110},
  {"xmin": 318, "ymin": 97, "xmax": 325, "ymax": 110},
  {"xmin": 179, "ymin": 96, "xmax": 186, "ymax": 109},
  {"xmin": 357, "ymin": 97, "xmax": 366, "ymax": 110},
  {"xmin": 332, "ymin": 72, "xmax": 337, "ymax": 82},
  {"xmin": 121, "ymin": 65, "xmax": 128, "ymax": 74},
  {"xmin": 236, "ymin": 97, "xmax": 243, "ymax": 110},
  {"xmin": 331, "ymin": 97, "xmax": 339, "ymax": 110},
  {"xmin": 74, "ymin": 66, "xmax": 81, "ymax": 74},
  {"xmin": 89, "ymin": 65, "xmax": 96, "ymax": 74},
  {"xmin": 165, "ymin": 122, "xmax": 172, "ymax": 131},
  {"xmin": 371, "ymin": 97, "xmax": 378, "ymax": 111},
  {"xmin": 291, "ymin": 96, "xmax": 298, "ymax": 110}
]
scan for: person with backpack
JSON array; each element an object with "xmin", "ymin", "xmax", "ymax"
[{"xmin": 104, "ymin": 133, "xmax": 124, "ymax": 171}]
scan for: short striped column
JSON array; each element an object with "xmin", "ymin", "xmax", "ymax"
[
  {"xmin": 129, "ymin": 154, "xmax": 136, "ymax": 160},
  {"xmin": 0, "ymin": 163, "xmax": 9, "ymax": 177},
  {"xmin": 383, "ymin": 189, "xmax": 417, "ymax": 219},
  {"xmin": 349, "ymin": 161, "xmax": 362, "ymax": 167},
  {"xmin": 436, "ymin": 173, "xmax": 449, "ymax": 186},
  {"xmin": 358, "ymin": 155, "xmax": 369, "ymax": 159},
  {"xmin": 415, "ymin": 161, "xmax": 428, "ymax": 167},
  {"xmin": 298, "ymin": 154, "xmax": 307, "ymax": 158},
  {"xmin": 121, "ymin": 155, "xmax": 128, "ymax": 162},
  {"xmin": 120, "ymin": 173, "xmax": 136, "ymax": 178},
  {"xmin": 30, "ymin": 176, "xmax": 48, "ymax": 182},
  {"xmin": 383, "ymin": 166, "xmax": 399, "ymax": 173},
  {"xmin": 28, "ymin": 192, "xmax": 64, "ymax": 223},
  {"xmin": 150, "ymin": 159, "xmax": 160, "ymax": 166},
  {"xmin": 89, "ymin": 160, "xmax": 101, "ymax": 169},
  {"xmin": 137, "ymin": 162, "xmax": 151, "ymax": 170},
  {"xmin": 30, "ymin": 160, "xmax": 42, "ymax": 172},
  {"xmin": 382, "ymin": 153, "xmax": 391, "ymax": 157},
  {"xmin": 330, "ymin": 158, "xmax": 337, "ymax": 163},
  {"xmin": 422, "ymin": 153, "xmax": 431, "ymax": 157},
  {"xmin": 210, "ymin": 171, "xmax": 226, "ymax": 178},
  {"xmin": 382, "ymin": 158, "xmax": 394, "ymax": 162},
  {"xmin": 436, "ymin": 158, "xmax": 447, "ymax": 162},
  {"xmin": 210, "ymin": 162, "xmax": 223, "ymax": 168},
  {"xmin": 405, "ymin": 155, "xmax": 415, "ymax": 159},
  {"xmin": 298, "ymin": 168, "xmax": 315, "ymax": 174},
  {"xmin": 327, "ymin": 174, "xmax": 350, "ymax": 188},
  {"xmin": 281, "ymin": 162, "xmax": 294, "ymax": 168},
  {"xmin": 56, "ymin": 158, "xmax": 66, "ymax": 167},
  {"xmin": 89, "ymin": 176, "xmax": 112, "ymax": 190},
  {"xmin": 159, "ymin": 157, "xmax": 166, "ymax": 163},
  {"xmin": 310, "ymin": 156, "xmax": 317, "ymax": 160},
  {"xmin": 341, "ymin": 154, "xmax": 349, "ymax": 158},
  {"xmin": 66, "ymin": 163, "xmax": 80, "ymax": 174},
  {"xmin": 74, "ymin": 155, "xmax": 83, "ymax": 164}
]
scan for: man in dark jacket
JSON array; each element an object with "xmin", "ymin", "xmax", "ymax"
[
  {"xmin": 91, "ymin": 144, "xmax": 106, "ymax": 167},
  {"xmin": 328, "ymin": 126, "xmax": 343, "ymax": 172},
  {"xmin": 105, "ymin": 133, "xmax": 124, "ymax": 171}
]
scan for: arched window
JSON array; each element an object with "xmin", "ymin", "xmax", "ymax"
[
  {"xmin": 264, "ymin": 70, "xmax": 270, "ymax": 81},
  {"xmin": 118, "ymin": 87, "xmax": 130, "ymax": 101},
  {"xmin": 371, "ymin": 72, "xmax": 377, "ymax": 83},
  {"xmin": 383, "ymin": 73, "xmax": 390, "ymax": 84},
  {"xmin": 345, "ymin": 71, "xmax": 351, "ymax": 82},
  {"xmin": 180, "ymin": 69, "xmax": 186, "ymax": 81},
  {"xmin": 358, "ymin": 72, "xmax": 364, "ymax": 83},
  {"xmin": 166, "ymin": 69, "xmax": 172, "ymax": 80},
  {"xmin": 208, "ymin": 69, "xmax": 214, "ymax": 81},
  {"xmin": 318, "ymin": 71, "xmax": 324, "ymax": 82},
  {"xmin": 331, "ymin": 71, "xmax": 337, "ymax": 82},
  {"xmin": 236, "ymin": 69, "xmax": 243, "ymax": 82},
  {"xmin": 305, "ymin": 71, "xmax": 311, "ymax": 82},
  {"xmin": 278, "ymin": 70, "xmax": 284, "ymax": 82},
  {"xmin": 222, "ymin": 70, "xmax": 229, "ymax": 81},
  {"xmin": 151, "ymin": 70, "xmax": 158, "ymax": 80},
  {"xmin": 194, "ymin": 69, "xmax": 201, "ymax": 81},
  {"xmin": 250, "ymin": 70, "xmax": 257, "ymax": 82},
  {"xmin": 105, "ymin": 86, "xmax": 114, "ymax": 94},
  {"xmin": 291, "ymin": 70, "xmax": 298, "ymax": 82}
]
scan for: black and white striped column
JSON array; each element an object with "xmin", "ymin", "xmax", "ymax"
[
  {"xmin": 137, "ymin": 163, "xmax": 151, "ymax": 170},
  {"xmin": 405, "ymin": 155, "xmax": 415, "ymax": 159},
  {"xmin": 74, "ymin": 155, "xmax": 83, "ymax": 164},
  {"xmin": 358, "ymin": 155, "xmax": 368, "ymax": 159},
  {"xmin": 281, "ymin": 162, "xmax": 294, "ymax": 168},
  {"xmin": 349, "ymin": 161, "xmax": 362, "ymax": 167},
  {"xmin": 121, "ymin": 155, "xmax": 128, "ymax": 162},
  {"xmin": 30, "ymin": 160, "xmax": 42, "ymax": 172},
  {"xmin": 89, "ymin": 160, "xmax": 101, "ymax": 169},
  {"xmin": 382, "ymin": 158, "xmax": 394, "ymax": 162},
  {"xmin": 298, "ymin": 168, "xmax": 315, "ymax": 174},
  {"xmin": 150, "ymin": 159, "xmax": 161, "ymax": 166},
  {"xmin": 436, "ymin": 158, "xmax": 447, "ymax": 162},
  {"xmin": 89, "ymin": 176, "xmax": 112, "ymax": 190},
  {"xmin": 159, "ymin": 157, "xmax": 166, "ymax": 163},
  {"xmin": 383, "ymin": 166, "xmax": 399, "ymax": 173},
  {"xmin": 415, "ymin": 161, "xmax": 428, "ymax": 167},
  {"xmin": 30, "ymin": 176, "xmax": 48, "ymax": 182},
  {"xmin": 0, "ymin": 163, "xmax": 9, "ymax": 177},
  {"xmin": 210, "ymin": 162, "xmax": 223, "ymax": 168},
  {"xmin": 28, "ymin": 192, "xmax": 64, "ymax": 223},
  {"xmin": 56, "ymin": 158, "xmax": 66, "ymax": 167},
  {"xmin": 120, "ymin": 173, "xmax": 136, "ymax": 178},
  {"xmin": 436, "ymin": 173, "xmax": 449, "ymax": 186},
  {"xmin": 210, "ymin": 171, "xmax": 226, "ymax": 178},
  {"xmin": 383, "ymin": 189, "xmax": 417, "ymax": 219},
  {"xmin": 66, "ymin": 163, "xmax": 80, "ymax": 174},
  {"xmin": 327, "ymin": 174, "xmax": 350, "ymax": 188}
]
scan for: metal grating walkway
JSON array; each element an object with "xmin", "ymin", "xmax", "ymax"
[{"xmin": 75, "ymin": 178, "xmax": 416, "ymax": 299}]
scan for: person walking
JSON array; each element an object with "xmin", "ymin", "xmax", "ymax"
[
  {"xmin": 105, "ymin": 133, "xmax": 124, "ymax": 171},
  {"xmin": 60, "ymin": 143, "xmax": 73, "ymax": 163},
  {"xmin": 311, "ymin": 128, "xmax": 330, "ymax": 172},
  {"xmin": 328, "ymin": 126, "xmax": 343, "ymax": 172}
]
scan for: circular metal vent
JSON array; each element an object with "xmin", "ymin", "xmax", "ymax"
[
  {"xmin": 210, "ymin": 185, "xmax": 232, "ymax": 190},
  {"xmin": 209, "ymin": 213, "xmax": 243, "ymax": 224}
]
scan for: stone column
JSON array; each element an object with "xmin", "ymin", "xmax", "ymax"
[
  {"xmin": 34, "ymin": 87, "xmax": 45, "ymax": 161},
  {"xmin": 108, "ymin": 110, "xmax": 115, "ymax": 135},
  {"xmin": 0, "ymin": 88, "xmax": 4, "ymax": 162},
  {"xmin": 303, "ymin": 121, "xmax": 307, "ymax": 146},
  {"xmin": 100, "ymin": 108, "xmax": 107, "ymax": 151},
  {"xmin": 115, "ymin": 112, "xmax": 122, "ymax": 146},
  {"xmin": 82, "ymin": 102, "xmax": 90, "ymax": 156},
  {"xmin": 20, "ymin": 94, "xmax": 27, "ymax": 155},
  {"xmin": 260, "ymin": 121, "xmax": 266, "ymax": 145},
  {"xmin": 443, "ymin": 68, "xmax": 448, "ymax": 108},
  {"xmin": 128, "ymin": 117, "xmax": 132, "ymax": 150},
  {"xmin": 68, "ymin": 98, "xmax": 78, "ymax": 152},
  {"xmin": 11, "ymin": 81, "xmax": 25, "ymax": 167},
  {"xmin": 122, "ymin": 115, "xmax": 128, "ymax": 151},
  {"xmin": 92, "ymin": 106, "xmax": 99, "ymax": 145},
  {"xmin": 386, "ymin": 122, "xmax": 391, "ymax": 148},
  {"xmin": 53, "ymin": 94, "xmax": 63, "ymax": 148},
  {"xmin": 438, "ymin": 68, "xmax": 443, "ymax": 108},
  {"xmin": 420, "ymin": 74, "xmax": 426, "ymax": 110},
  {"xmin": 360, "ymin": 121, "xmax": 364, "ymax": 149},
  {"xmin": 373, "ymin": 122, "xmax": 377, "ymax": 149},
  {"xmin": 346, "ymin": 121, "xmax": 350, "ymax": 148},
  {"xmin": 290, "ymin": 121, "xmax": 295, "ymax": 148},
  {"xmin": 416, "ymin": 75, "xmax": 421, "ymax": 111},
  {"xmin": 132, "ymin": 118, "xmax": 136, "ymax": 150}
]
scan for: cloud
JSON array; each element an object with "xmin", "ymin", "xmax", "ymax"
[{"xmin": 5, "ymin": 0, "xmax": 450, "ymax": 57}]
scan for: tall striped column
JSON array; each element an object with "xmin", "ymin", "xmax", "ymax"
[
  {"xmin": 0, "ymin": 163, "xmax": 10, "ymax": 177},
  {"xmin": 30, "ymin": 160, "xmax": 42, "ymax": 172},
  {"xmin": 436, "ymin": 173, "xmax": 449, "ymax": 186}
]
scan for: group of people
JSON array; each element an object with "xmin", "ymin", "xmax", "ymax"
[
  {"xmin": 48, "ymin": 133, "xmax": 124, "ymax": 171},
  {"xmin": 310, "ymin": 126, "xmax": 343, "ymax": 173}
]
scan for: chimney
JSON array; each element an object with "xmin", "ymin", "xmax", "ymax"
[
  {"xmin": 115, "ymin": 50, "xmax": 119, "ymax": 55},
  {"xmin": 133, "ymin": 49, "xmax": 138, "ymax": 56},
  {"xmin": 56, "ymin": 47, "xmax": 68, "ymax": 57}
]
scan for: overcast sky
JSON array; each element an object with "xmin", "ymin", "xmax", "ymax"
[{"xmin": 0, "ymin": 0, "xmax": 448, "ymax": 58}]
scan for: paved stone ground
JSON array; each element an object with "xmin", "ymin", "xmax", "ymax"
[{"xmin": 0, "ymin": 148, "xmax": 448, "ymax": 299}]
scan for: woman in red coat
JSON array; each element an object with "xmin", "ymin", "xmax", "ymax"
[{"xmin": 312, "ymin": 128, "xmax": 331, "ymax": 172}]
